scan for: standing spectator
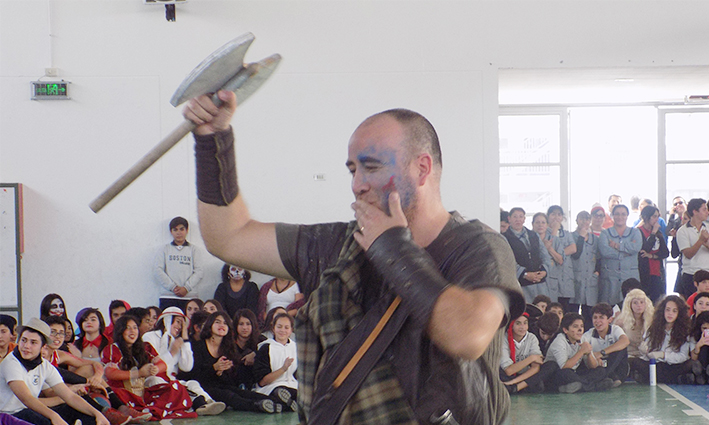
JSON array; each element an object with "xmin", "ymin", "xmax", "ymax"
[
  {"xmin": 634, "ymin": 199, "xmax": 668, "ymax": 242},
  {"xmin": 671, "ymin": 212, "xmax": 690, "ymax": 296},
  {"xmin": 545, "ymin": 206, "xmax": 577, "ymax": 311},
  {"xmin": 504, "ymin": 208, "xmax": 549, "ymax": 303},
  {"xmin": 637, "ymin": 205, "xmax": 669, "ymax": 303},
  {"xmin": 676, "ymin": 199, "xmax": 709, "ymax": 299},
  {"xmin": 603, "ymin": 195, "xmax": 622, "ymax": 229},
  {"xmin": 154, "ymin": 217, "xmax": 205, "ymax": 311},
  {"xmin": 570, "ymin": 211, "xmax": 600, "ymax": 326},
  {"xmin": 214, "ymin": 265, "xmax": 259, "ymax": 319},
  {"xmin": 590, "ymin": 206, "xmax": 606, "ymax": 237},
  {"xmin": 500, "ymin": 210, "xmax": 510, "ymax": 234},
  {"xmin": 628, "ymin": 195, "xmax": 641, "ymax": 227},
  {"xmin": 667, "ymin": 196, "xmax": 687, "ymax": 235},
  {"xmin": 599, "ymin": 205, "xmax": 642, "ymax": 306}
]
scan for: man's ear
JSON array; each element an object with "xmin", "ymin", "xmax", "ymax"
[{"xmin": 414, "ymin": 153, "xmax": 433, "ymax": 186}]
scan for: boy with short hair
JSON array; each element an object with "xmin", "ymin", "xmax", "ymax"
[
  {"xmin": 532, "ymin": 295, "xmax": 551, "ymax": 314},
  {"xmin": 0, "ymin": 318, "xmax": 109, "ymax": 425},
  {"xmin": 581, "ymin": 303, "xmax": 630, "ymax": 387},
  {"xmin": 686, "ymin": 270, "xmax": 709, "ymax": 316},
  {"xmin": 548, "ymin": 302, "xmax": 564, "ymax": 320},
  {"xmin": 154, "ymin": 217, "xmax": 205, "ymax": 311},
  {"xmin": 0, "ymin": 315, "xmax": 17, "ymax": 364},
  {"xmin": 533, "ymin": 312, "xmax": 560, "ymax": 356},
  {"xmin": 102, "ymin": 301, "xmax": 130, "ymax": 344}
]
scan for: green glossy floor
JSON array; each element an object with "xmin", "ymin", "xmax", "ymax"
[
  {"xmin": 164, "ymin": 383, "xmax": 709, "ymax": 425},
  {"xmin": 506, "ymin": 383, "xmax": 709, "ymax": 424}
]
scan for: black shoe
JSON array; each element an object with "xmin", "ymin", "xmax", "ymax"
[
  {"xmin": 256, "ymin": 399, "xmax": 276, "ymax": 414},
  {"xmin": 690, "ymin": 360, "xmax": 703, "ymax": 376},
  {"xmin": 677, "ymin": 373, "xmax": 695, "ymax": 385},
  {"xmin": 505, "ymin": 384, "xmax": 519, "ymax": 395},
  {"xmin": 274, "ymin": 387, "xmax": 298, "ymax": 412},
  {"xmin": 594, "ymin": 378, "xmax": 614, "ymax": 391},
  {"xmin": 631, "ymin": 370, "xmax": 647, "ymax": 384}
]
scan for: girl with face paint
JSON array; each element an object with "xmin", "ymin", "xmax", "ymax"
[
  {"xmin": 213, "ymin": 264, "xmax": 260, "ymax": 321},
  {"xmin": 40, "ymin": 294, "xmax": 68, "ymax": 321}
]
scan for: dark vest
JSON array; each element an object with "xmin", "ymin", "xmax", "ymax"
[{"xmin": 503, "ymin": 228, "xmax": 545, "ymax": 287}]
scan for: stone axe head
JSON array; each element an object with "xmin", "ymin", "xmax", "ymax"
[{"xmin": 89, "ymin": 33, "xmax": 281, "ymax": 213}]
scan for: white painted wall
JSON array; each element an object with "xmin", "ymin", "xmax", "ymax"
[{"xmin": 2, "ymin": 0, "xmax": 709, "ymax": 323}]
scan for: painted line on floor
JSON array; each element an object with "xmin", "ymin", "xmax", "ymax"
[{"xmin": 659, "ymin": 384, "xmax": 709, "ymax": 420}]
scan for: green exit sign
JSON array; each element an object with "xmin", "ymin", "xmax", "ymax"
[{"xmin": 31, "ymin": 81, "xmax": 70, "ymax": 100}]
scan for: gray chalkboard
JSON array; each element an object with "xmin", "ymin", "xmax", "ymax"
[{"xmin": 0, "ymin": 184, "xmax": 22, "ymax": 321}]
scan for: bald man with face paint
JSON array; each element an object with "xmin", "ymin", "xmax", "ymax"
[{"xmin": 183, "ymin": 91, "xmax": 524, "ymax": 425}]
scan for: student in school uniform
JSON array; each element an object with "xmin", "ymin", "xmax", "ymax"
[
  {"xmin": 580, "ymin": 303, "xmax": 630, "ymax": 387},
  {"xmin": 544, "ymin": 313, "xmax": 614, "ymax": 393},
  {"xmin": 500, "ymin": 313, "xmax": 557, "ymax": 394}
]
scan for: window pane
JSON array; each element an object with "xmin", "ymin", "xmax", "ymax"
[
  {"xmin": 500, "ymin": 165, "xmax": 560, "ymax": 214},
  {"xmin": 499, "ymin": 115, "xmax": 560, "ymax": 164},
  {"xmin": 568, "ymin": 106, "xmax": 657, "ymax": 218},
  {"xmin": 666, "ymin": 163, "xmax": 709, "ymax": 213},
  {"xmin": 666, "ymin": 112, "xmax": 709, "ymax": 161}
]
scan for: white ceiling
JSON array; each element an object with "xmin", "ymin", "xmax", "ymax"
[{"xmin": 498, "ymin": 66, "xmax": 709, "ymax": 105}]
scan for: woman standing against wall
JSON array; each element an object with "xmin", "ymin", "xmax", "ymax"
[
  {"xmin": 599, "ymin": 205, "xmax": 643, "ymax": 306},
  {"xmin": 637, "ymin": 205, "xmax": 670, "ymax": 304}
]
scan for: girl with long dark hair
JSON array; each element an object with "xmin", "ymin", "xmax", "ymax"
[
  {"xmin": 74, "ymin": 309, "xmax": 110, "ymax": 362},
  {"xmin": 630, "ymin": 295, "xmax": 703, "ymax": 384},
  {"xmin": 189, "ymin": 312, "xmax": 277, "ymax": 413},
  {"xmin": 101, "ymin": 315, "xmax": 197, "ymax": 420},
  {"xmin": 233, "ymin": 309, "xmax": 261, "ymax": 388}
]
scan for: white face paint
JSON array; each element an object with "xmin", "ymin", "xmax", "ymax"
[
  {"xmin": 228, "ymin": 266, "xmax": 245, "ymax": 280},
  {"xmin": 50, "ymin": 298, "xmax": 65, "ymax": 316}
]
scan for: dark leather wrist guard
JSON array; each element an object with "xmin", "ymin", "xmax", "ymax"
[
  {"xmin": 366, "ymin": 227, "xmax": 449, "ymax": 327},
  {"xmin": 194, "ymin": 127, "xmax": 238, "ymax": 206}
]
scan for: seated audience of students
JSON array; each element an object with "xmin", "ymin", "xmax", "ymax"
[
  {"xmin": 186, "ymin": 312, "xmax": 278, "ymax": 414},
  {"xmin": 0, "ymin": 318, "xmax": 109, "ymax": 425}
]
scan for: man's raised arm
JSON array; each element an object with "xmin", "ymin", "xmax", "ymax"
[{"xmin": 184, "ymin": 90, "xmax": 291, "ymax": 278}]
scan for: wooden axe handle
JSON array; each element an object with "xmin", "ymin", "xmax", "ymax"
[{"xmin": 89, "ymin": 119, "xmax": 196, "ymax": 213}]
